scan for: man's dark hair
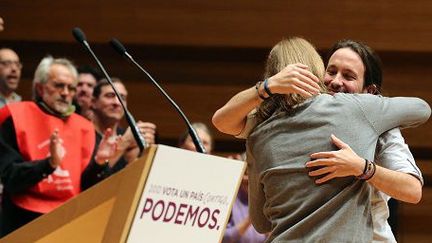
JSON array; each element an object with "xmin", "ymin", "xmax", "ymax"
[
  {"xmin": 77, "ymin": 65, "xmax": 102, "ymax": 81},
  {"xmin": 326, "ymin": 40, "xmax": 383, "ymax": 93},
  {"xmin": 92, "ymin": 77, "xmax": 123, "ymax": 99}
]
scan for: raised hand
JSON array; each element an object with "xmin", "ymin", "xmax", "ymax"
[
  {"xmin": 137, "ymin": 121, "xmax": 157, "ymax": 145},
  {"xmin": 49, "ymin": 129, "xmax": 65, "ymax": 168},
  {"xmin": 95, "ymin": 128, "xmax": 121, "ymax": 166},
  {"xmin": 266, "ymin": 63, "xmax": 321, "ymax": 98},
  {"xmin": 122, "ymin": 121, "xmax": 157, "ymax": 149}
]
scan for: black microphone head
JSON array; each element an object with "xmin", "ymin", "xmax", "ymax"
[
  {"xmin": 72, "ymin": 27, "xmax": 87, "ymax": 43},
  {"xmin": 110, "ymin": 38, "xmax": 127, "ymax": 55}
]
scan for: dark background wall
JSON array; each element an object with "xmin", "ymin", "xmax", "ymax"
[{"xmin": 1, "ymin": 1, "xmax": 431, "ymax": 241}]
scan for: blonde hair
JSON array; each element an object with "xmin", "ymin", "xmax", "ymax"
[{"xmin": 256, "ymin": 37, "xmax": 326, "ymax": 122}]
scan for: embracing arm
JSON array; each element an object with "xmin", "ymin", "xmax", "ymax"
[
  {"xmin": 356, "ymin": 95, "xmax": 431, "ymax": 132},
  {"xmin": 212, "ymin": 86, "xmax": 262, "ymax": 136},
  {"xmin": 213, "ymin": 63, "xmax": 321, "ymax": 136},
  {"xmin": 306, "ymin": 133, "xmax": 422, "ymax": 204},
  {"xmin": 368, "ymin": 167, "xmax": 421, "ymax": 203},
  {"xmin": 370, "ymin": 128, "xmax": 423, "ymax": 203}
]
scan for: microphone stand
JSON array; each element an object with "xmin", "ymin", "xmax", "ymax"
[
  {"xmin": 110, "ymin": 38, "xmax": 206, "ymax": 154},
  {"xmin": 72, "ymin": 28, "xmax": 147, "ymax": 156}
]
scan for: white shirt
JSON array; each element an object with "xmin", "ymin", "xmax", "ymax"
[{"xmin": 372, "ymin": 128, "xmax": 423, "ymax": 243}]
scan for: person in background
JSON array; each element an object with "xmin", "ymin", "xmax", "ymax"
[
  {"xmin": 74, "ymin": 65, "xmax": 101, "ymax": 120},
  {"xmin": 0, "ymin": 48, "xmax": 22, "ymax": 108},
  {"xmin": 0, "ymin": 56, "xmax": 121, "ymax": 236},
  {"xmin": 178, "ymin": 122, "xmax": 213, "ymax": 154},
  {"xmin": 0, "ymin": 48, "xmax": 23, "ymax": 223},
  {"xmin": 223, "ymin": 153, "xmax": 266, "ymax": 243},
  {"xmin": 89, "ymin": 78, "xmax": 157, "ymax": 174},
  {"xmin": 0, "ymin": 17, "xmax": 4, "ymax": 32}
]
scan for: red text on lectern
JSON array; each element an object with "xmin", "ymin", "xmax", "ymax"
[{"xmin": 140, "ymin": 197, "xmax": 221, "ymax": 230}]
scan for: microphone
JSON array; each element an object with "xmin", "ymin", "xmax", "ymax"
[
  {"xmin": 110, "ymin": 38, "xmax": 207, "ymax": 154},
  {"xmin": 72, "ymin": 28, "xmax": 147, "ymax": 155}
]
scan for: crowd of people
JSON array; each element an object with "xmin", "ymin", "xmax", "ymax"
[{"xmin": 1, "ymin": 16, "xmax": 431, "ymax": 242}]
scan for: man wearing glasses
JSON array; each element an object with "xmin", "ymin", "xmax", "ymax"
[
  {"xmin": 0, "ymin": 56, "xmax": 119, "ymax": 236},
  {"xmin": 0, "ymin": 48, "xmax": 22, "ymax": 108}
]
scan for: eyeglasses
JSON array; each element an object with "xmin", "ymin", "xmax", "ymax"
[
  {"xmin": 50, "ymin": 81, "xmax": 77, "ymax": 93},
  {"xmin": 0, "ymin": 60, "xmax": 23, "ymax": 69}
]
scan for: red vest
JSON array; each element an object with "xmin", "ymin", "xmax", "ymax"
[{"xmin": 2, "ymin": 102, "xmax": 95, "ymax": 213}]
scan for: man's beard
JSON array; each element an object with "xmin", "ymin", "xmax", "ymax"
[{"xmin": 53, "ymin": 99, "xmax": 72, "ymax": 114}]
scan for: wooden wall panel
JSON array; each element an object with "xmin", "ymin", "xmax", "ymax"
[
  {"xmin": 381, "ymin": 53, "xmax": 432, "ymax": 149},
  {"xmin": 1, "ymin": 1, "xmax": 432, "ymax": 51}
]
